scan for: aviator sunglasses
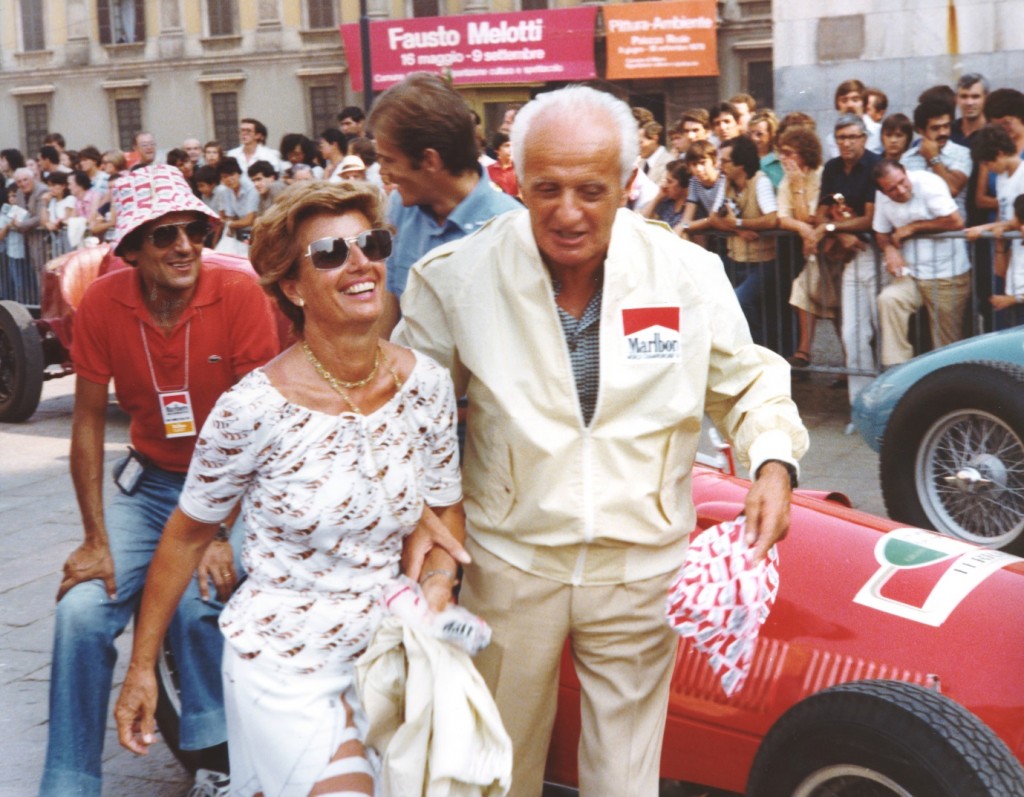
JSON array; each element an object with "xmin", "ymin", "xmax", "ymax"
[
  {"xmin": 145, "ymin": 219, "xmax": 211, "ymax": 248},
  {"xmin": 304, "ymin": 228, "xmax": 393, "ymax": 270}
]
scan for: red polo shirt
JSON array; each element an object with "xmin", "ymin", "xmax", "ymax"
[
  {"xmin": 72, "ymin": 263, "xmax": 278, "ymax": 472},
  {"xmin": 486, "ymin": 161, "xmax": 519, "ymax": 199}
]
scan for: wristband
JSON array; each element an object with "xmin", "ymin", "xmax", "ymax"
[
  {"xmin": 214, "ymin": 523, "xmax": 230, "ymax": 542},
  {"xmin": 419, "ymin": 568, "xmax": 458, "ymax": 586}
]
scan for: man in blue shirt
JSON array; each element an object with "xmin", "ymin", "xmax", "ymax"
[{"xmin": 368, "ymin": 72, "xmax": 520, "ymax": 334}]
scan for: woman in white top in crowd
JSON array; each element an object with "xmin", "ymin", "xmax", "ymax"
[{"xmin": 114, "ymin": 182, "xmax": 468, "ymax": 796}]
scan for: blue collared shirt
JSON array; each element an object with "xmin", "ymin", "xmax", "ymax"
[{"xmin": 386, "ymin": 165, "xmax": 521, "ymax": 297}]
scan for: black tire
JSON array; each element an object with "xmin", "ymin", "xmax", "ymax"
[
  {"xmin": 0, "ymin": 300, "xmax": 44, "ymax": 423},
  {"xmin": 879, "ymin": 361, "xmax": 1024, "ymax": 554},
  {"xmin": 154, "ymin": 639, "xmax": 223, "ymax": 775},
  {"xmin": 746, "ymin": 680, "xmax": 1024, "ymax": 797}
]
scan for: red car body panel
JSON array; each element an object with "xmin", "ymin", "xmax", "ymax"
[{"xmin": 545, "ymin": 467, "xmax": 1024, "ymax": 792}]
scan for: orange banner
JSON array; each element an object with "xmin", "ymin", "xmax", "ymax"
[{"xmin": 603, "ymin": 0, "xmax": 718, "ymax": 80}]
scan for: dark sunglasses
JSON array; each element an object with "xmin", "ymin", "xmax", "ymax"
[
  {"xmin": 304, "ymin": 228, "xmax": 393, "ymax": 270},
  {"xmin": 146, "ymin": 219, "xmax": 210, "ymax": 248}
]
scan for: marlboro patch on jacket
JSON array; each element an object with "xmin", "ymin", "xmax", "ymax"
[{"xmin": 622, "ymin": 306, "xmax": 681, "ymax": 362}]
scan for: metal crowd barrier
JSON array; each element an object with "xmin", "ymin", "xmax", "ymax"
[
  {"xmin": 0, "ymin": 229, "xmax": 51, "ymax": 307},
  {"xmin": 1, "ymin": 227, "xmax": 1018, "ymax": 379},
  {"xmin": 699, "ymin": 229, "xmax": 1022, "ymax": 380}
]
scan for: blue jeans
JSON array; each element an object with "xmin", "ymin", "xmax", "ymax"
[
  {"xmin": 733, "ymin": 260, "xmax": 774, "ymax": 346},
  {"xmin": 40, "ymin": 462, "xmax": 237, "ymax": 797}
]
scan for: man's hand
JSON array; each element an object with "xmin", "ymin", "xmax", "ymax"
[
  {"xmin": 114, "ymin": 663, "xmax": 158, "ymax": 756},
  {"xmin": 836, "ymin": 232, "xmax": 866, "ymax": 252},
  {"xmin": 918, "ymin": 137, "xmax": 941, "ymax": 162},
  {"xmin": 58, "ymin": 540, "xmax": 116, "ymax": 602},
  {"xmin": 401, "ymin": 504, "xmax": 471, "ymax": 583},
  {"xmin": 883, "ymin": 246, "xmax": 907, "ymax": 278},
  {"xmin": 991, "ymin": 294, "xmax": 1019, "ymax": 311},
  {"xmin": 744, "ymin": 462, "xmax": 793, "ymax": 563},
  {"xmin": 891, "ymin": 223, "xmax": 916, "ymax": 247},
  {"xmin": 196, "ymin": 540, "xmax": 236, "ymax": 602},
  {"xmin": 420, "ymin": 572, "xmax": 457, "ymax": 614}
]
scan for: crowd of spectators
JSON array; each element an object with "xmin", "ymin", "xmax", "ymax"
[
  {"xmin": 3, "ymin": 76, "xmax": 1023, "ymax": 399},
  {"xmin": 630, "ymin": 76, "xmax": 1024, "ymax": 405}
]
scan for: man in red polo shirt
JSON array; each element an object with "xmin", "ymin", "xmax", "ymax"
[{"xmin": 39, "ymin": 165, "xmax": 277, "ymax": 797}]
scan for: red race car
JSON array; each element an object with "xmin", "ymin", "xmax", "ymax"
[{"xmin": 545, "ymin": 466, "xmax": 1024, "ymax": 797}]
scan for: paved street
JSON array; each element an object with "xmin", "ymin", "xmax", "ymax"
[{"xmin": 0, "ymin": 371, "xmax": 883, "ymax": 797}]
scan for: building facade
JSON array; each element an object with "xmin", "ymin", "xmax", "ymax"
[{"xmin": 0, "ymin": 0, "xmax": 770, "ymax": 158}]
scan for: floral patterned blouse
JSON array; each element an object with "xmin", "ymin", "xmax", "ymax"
[{"xmin": 179, "ymin": 352, "xmax": 462, "ymax": 674}]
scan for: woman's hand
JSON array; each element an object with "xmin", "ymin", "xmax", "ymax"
[
  {"xmin": 114, "ymin": 663, "xmax": 159, "ymax": 755},
  {"xmin": 196, "ymin": 540, "xmax": 237, "ymax": 602}
]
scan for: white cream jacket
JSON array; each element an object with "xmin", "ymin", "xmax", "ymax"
[
  {"xmin": 396, "ymin": 208, "xmax": 808, "ymax": 585},
  {"xmin": 356, "ymin": 616, "xmax": 512, "ymax": 797}
]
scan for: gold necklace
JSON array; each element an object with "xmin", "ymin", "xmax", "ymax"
[
  {"xmin": 302, "ymin": 341, "xmax": 403, "ymax": 414},
  {"xmin": 303, "ymin": 341, "xmax": 380, "ymax": 388}
]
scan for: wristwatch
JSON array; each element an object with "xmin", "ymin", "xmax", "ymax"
[
  {"xmin": 825, "ymin": 222, "xmax": 837, "ymax": 233},
  {"xmin": 735, "ymin": 218, "xmax": 744, "ymax": 228},
  {"xmin": 928, "ymin": 155, "xmax": 942, "ymax": 167}
]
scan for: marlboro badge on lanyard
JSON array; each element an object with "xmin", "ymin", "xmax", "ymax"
[
  {"xmin": 159, "ymin": 390, "xmax": 197, "ymax": 438},
  {"xmin": 666, "ymin": 516, "xmax": 779, "ymax": 697},
  {"xmin": 139, "ymin": 318, "xmax": 196, "ymax": 438}
]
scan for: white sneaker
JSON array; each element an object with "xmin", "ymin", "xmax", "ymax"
[{"xmin": 186, "ymin": 768, "xmax": 231, "ymax": 797}]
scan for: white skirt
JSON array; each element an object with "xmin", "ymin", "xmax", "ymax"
[{"xmin": 222, "ymin": 645, "xmax": 377, "ymax": 796}]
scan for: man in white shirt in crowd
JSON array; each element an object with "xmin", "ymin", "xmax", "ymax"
[
  {"xmin": 227, "ymin": 118, "xmax": 281, "ymax": 174},
  {"xmin": 873, "ymin": 160, "xmax": 969, "ymax": 367}
]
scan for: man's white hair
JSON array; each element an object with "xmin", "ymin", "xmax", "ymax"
[
  {"xmin": 13, "ymin": 167, "xmax": 33, "ymax": 181},
  {"xmin": 510, "ymin": 86, "xmax": 639, "ymax": 187}
]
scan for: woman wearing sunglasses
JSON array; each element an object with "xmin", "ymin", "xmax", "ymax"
[{"xmin": 115, "ymin": 182, "xmax": 468, "ymax": 795}]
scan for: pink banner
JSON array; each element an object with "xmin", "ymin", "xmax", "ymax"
[{"xmin": 340, "ymin": 6, "xmax": 597, "ymax": 92}]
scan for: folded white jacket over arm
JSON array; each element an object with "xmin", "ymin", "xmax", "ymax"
[{"xmin": 356, "ymin": 616, "xmax": 512, "ymax": 797}]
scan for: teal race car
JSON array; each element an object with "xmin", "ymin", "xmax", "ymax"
[{"xmin": 852, "ymin": 326, "xmax": 1024, "ymax": 554}]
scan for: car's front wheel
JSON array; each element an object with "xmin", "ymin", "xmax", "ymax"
[
  {"xmin": 0, "ymin": 300, "xmax": 44, "ymax": 423},
  {"xmin": 746, "ymin": 680, "xmax": 1024, "ymax": 797},
  {"xmin": 879, "ymin": 362, "xmax": 1024, "ymax": 554}
]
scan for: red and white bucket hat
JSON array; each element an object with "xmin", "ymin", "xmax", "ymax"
[{"xmin": 111, "ymin": 164, "xmax": 220, "ymax": 255}]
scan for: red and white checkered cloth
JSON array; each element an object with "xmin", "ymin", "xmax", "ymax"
[{"xmin": 666, "ymin": 516, "xmax": 779, "ymax": 697}]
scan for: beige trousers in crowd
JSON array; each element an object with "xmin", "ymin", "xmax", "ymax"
[
  {"xmin": 459, "ymin": 539, "xmax": 679, "ymax": 797},
  {"xmin": 878, "ymin": 272, "xmax": 971, "ymax": 367}
]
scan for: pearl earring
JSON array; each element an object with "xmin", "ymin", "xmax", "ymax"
[{"xmin": 296, "ymin": 298, "xmax": 305, "ymax": 307}]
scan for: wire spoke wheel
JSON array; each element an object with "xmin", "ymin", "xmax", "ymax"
[
  {"xmin": 881, "ymin": 362, "xmax": 1024, "ymax": 554},
  {"xmin": 917, "ymin": 409, "xmax": 1024, "ymax": 548}
]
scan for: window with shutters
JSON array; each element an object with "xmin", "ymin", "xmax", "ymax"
[
  {"xmin": 212, "ymin": 92, "xmax": 240, "ymax": 149},
  {"xmin": 115, "ymin": 98, "xmax": 144, "ymax": 152},
  {"xmin": 98, "ymin": 0, "xmax": 146, "ymax": 44},
  {"xmin": 309, "ymin": 85, "xmax": 340, "ymax": 138},
  {"xmin": 24, "ymin": 104, "xmax": 49, "ymax": 155},
  {"xmin": 207, "ymin": 0, "xmax": 238, "ymax": 37},
  {"xmin": 410, "ymin": 0, "xmax": 443, "ymax": 18},
  {"xmin": 307, "ymin": 0, "xmax": 337, "ymax": 29},
  {"xmin": 20, "ymin": 0, "xmax": 45, "ymax": 51}
]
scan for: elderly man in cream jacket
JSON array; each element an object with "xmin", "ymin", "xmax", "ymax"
[{"xmin": 396, "ymin": 85, "xmax": 808, "ymax": 797}]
